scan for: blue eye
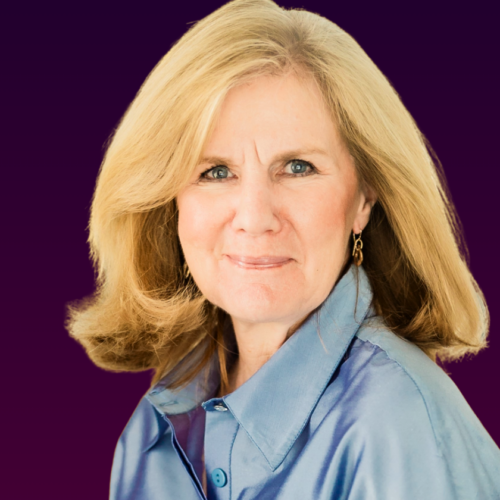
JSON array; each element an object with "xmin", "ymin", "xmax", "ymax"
[
  {"xmin": 212, "ymin": 166, "xmax": 229, "ymax": 178},
  {"xmin": 286, "ymin": 160, "xmax": 313, "ymax": 175},
  {"xmin": 202, "ymin": 165, "xmax": 233, "ymax": 180}
]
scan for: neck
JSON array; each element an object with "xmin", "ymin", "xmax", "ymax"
[{"xmin": 221, "ymin": 314, "xmax": 310, "ymax": 396}]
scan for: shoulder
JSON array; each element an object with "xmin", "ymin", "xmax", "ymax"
[
  {"xmin": 317, "ymin": 319, "xmax": 440, "ymax": 448},
  {"xmin": 350, "ymin": 316, "xmax": 488, "ymax": 451},
  {"xmin": 115, "ymin": 395, "xmax": 168, "ymax": 456},
  {"xmin": 110, "ymin": 397, "xmax": 176, "ymax": 499},
  {"xmin": 308, "ymin": 317, "xmax": 500, "ymax": 499},
  {"xmin": 324, "ymin": 316, "xmax": 500, "ymax": 495}
]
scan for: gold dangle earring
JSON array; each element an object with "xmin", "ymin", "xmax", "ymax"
[{"xmin": 352, "ymin": 230, "xmax": 364, "ymax": 266}]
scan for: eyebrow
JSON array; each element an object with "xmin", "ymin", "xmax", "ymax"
[{"xmin": 197, "ymin": 147, "xmax": 329, "ymax": 167}]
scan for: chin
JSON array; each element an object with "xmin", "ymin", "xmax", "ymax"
[{"xmin": 211, "ymin": 282, "xmax": 307, "ymax": 325}]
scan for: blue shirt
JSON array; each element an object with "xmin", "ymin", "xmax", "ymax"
[{"xmin": 110, "ymin": 264, "xmax": 500, "ymax": 499}]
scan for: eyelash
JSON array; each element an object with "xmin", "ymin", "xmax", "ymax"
[{"xmin": 199, "ymin": 159, "xmax": 317, "ymax": 181}]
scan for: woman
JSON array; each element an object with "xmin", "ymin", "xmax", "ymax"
[{"xmin": 66, "ymin": 0, "xmax": 500, "ymax": 498}]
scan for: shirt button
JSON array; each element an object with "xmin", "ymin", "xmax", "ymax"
[
  {"xmin": 213, "ymin": 402, "xmax": 228, "ymax": 411},
  {"xmin": 211, "ymin": 468, "xmax": 227, "ymax": 487}
]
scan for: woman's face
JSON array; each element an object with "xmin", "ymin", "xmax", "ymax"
[{"xmin": 177, "ymin": 71, "xmax": 376, "ymax": 329}]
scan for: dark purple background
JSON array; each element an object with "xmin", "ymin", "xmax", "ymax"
[{"xmin": 4, "ymin": 1, "xmax": 499, "ymax": 498}]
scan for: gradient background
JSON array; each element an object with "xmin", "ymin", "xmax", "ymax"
[{"xmin": 4, "ymin": 0, "xmax": 499, "ymax": 498}]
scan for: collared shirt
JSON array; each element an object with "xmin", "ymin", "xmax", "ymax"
[{"xmin": 110, "ymin": 264, "xmax": 500, "ymax": 500}]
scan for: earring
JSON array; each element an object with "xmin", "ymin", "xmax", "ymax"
[
  {"xmin": 352, "ymin": 230, "xmax": 363, "ymax": 266},
  {"xmin": 183, "ymin": 262, "xmax": 191, "ymax": 278}
]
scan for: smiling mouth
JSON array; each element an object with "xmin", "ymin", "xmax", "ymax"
[{"xmin": 225, "ymin": 255, "xmax": 293, "ymax": 269}]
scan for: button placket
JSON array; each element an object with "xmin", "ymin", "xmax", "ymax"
[{"xmin": 203, "ymin": 399, "xmax": 238, "ymax": 500}]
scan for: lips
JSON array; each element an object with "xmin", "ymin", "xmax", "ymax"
[{"xmin": 225, "ymin": 255, "xmax": 293, "ymax": 269}]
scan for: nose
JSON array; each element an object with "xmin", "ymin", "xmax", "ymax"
[{"xmin": 231, "ymin": 177, "xmax": 282, "ymax": 235}]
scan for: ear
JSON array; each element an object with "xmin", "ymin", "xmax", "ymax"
[{"xmin": 352, "ymin": 183, "xmax": 377, "ymax": 234}]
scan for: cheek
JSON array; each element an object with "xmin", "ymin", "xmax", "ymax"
[
  {"xmin": 292, "ymin": 185, "xmax": 353, "ymax": 250},
  {"xmin": 177, "ymin": 191, "xmax": 225, "ymax": 255}
]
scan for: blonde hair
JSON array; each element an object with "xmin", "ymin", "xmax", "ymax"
[{"xmin": 66, "ymin": 0, "xmax": 489, "ymax": 391}]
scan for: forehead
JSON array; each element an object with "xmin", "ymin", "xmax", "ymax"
[{"xmin": 203, "ymin": 71, "xmax": 341, "ymax": 161}]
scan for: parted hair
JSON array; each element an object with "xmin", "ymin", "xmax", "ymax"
[{"xmin": 66, "ymin": 0, "xmax": 489, "ymax": 390}]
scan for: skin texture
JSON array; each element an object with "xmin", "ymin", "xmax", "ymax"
[{"xmin": 177, "ymin": 70, "xmax": 377, "ymax": 393}]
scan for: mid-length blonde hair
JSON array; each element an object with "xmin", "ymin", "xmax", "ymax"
[{"xmin": 66, "ymin": 0, "xmax": 489, "ymax": 391}]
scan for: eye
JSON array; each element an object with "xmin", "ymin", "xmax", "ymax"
[
  {"xmin": 283, "ymin": 159, "xmax": 315, "ymax": 176},
  {"xmin": 200, "ymin": 165, "xmax": 234, "ymax": 181}
]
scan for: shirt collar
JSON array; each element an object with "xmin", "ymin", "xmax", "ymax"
[{"xmin": 146, "ymin": 264, "xmax": 375, "ymax": 469}]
